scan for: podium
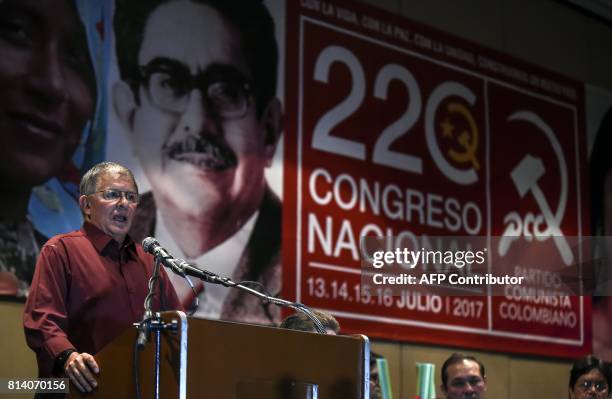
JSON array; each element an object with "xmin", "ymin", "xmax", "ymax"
[{"xmin": 68, "ymin": 311, "xmax": 370, "ymax": 398}]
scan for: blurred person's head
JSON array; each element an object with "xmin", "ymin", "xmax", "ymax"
[
  {"xmin": 369, "ymin": 352, "xmax": 384, "ymax": 399},
  {"xmin": 0, "ymin": 0, "xmax": 96, "ymax": 206},
  {"xmin": 113, "ymin": 0, "xmax": 282, "ymax": 247},
  {"xmin": 78, "ymin": 162, "xmax": 139, "ymax": 243},
  {"xmin": 441, "ymin": 353, "xmax": 486, "ymax": 399},
  {"xmin": 568, "ymin": 355, "xmax": 612, "ymax": 399},
  {"xmin": 279, "ymin": 310, "xmax": 340, "ymax": 335}
]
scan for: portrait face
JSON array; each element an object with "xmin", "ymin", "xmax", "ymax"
[
  {"xmin": 569, "ymin": 368, "xmax": 609, "ymax": 399},
  {"xmin": 79, "ymin": 171, "xmax": 138, "ymax": 244},
  {"xmin": 114, "ymin": 0, "xmax": 281, "ymax": 227},
  {"xmin": 0, "ymin": 0, "xmax": 95, "ymax": 187},
  {"xmin": 443, "ymin": 359, "xmax": 486, "ymax": 399}
]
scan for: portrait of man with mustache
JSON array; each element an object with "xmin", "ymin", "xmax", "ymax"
[{"xmin": 112, "ymin": 0, "xmax": 283, "ymax": 324}]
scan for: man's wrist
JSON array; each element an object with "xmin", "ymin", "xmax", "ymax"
[{"xmin": 54, "ymin": 349, "xmax": 76, "ymax": 375}]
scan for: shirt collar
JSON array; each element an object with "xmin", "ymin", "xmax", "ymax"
[{"xmin": 82, "ymin": 222, "xmax": 136, "ymax": 254}]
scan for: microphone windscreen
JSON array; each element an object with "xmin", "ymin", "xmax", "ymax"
[{"xmin": 142, "ymin": 237, "xmax": 159, "ymax": 253}]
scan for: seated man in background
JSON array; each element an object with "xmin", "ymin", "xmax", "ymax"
[
  {"xmin": 24, "ymin": 162, "xmax": 181, "ymax": 394},
  {"xmin": 280, "ymin": 310, "xmax": 385, "ymax": 399},
  {"xmin": 440, "ymin": 353, "xmax": 487, "ymax": 399}
]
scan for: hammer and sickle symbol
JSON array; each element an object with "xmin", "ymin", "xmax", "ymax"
[
  {"xmin": 446, "ymin": 102, "xmax": 480, "ymax": 170},
  {"xmin": 499, "ymin": 111, "xmax": 573, "ymax": 266}
]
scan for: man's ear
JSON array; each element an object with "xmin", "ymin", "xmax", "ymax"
[
  {"xmin": 78, "ymin": 195, "xmax": 91, "ymax": 219},
  {"xmin": 113, "ymin": 80, "xmax": 137, "ymax": 130},
  {"xmin": 260, "ymin": 98, "xmax": 284, "ymax": 167}
]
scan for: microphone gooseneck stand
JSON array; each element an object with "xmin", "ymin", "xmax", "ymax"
[
  {"xmin": 171, "ymin": 259, "xmax": 328, "ymax": 334},
  {"xmin": 134, "ymin": 254, "xmax": 178, "ymax": 399},
  {"xmin": 134, "ymin": 237, "xmax": 328, "ymax": 399}
]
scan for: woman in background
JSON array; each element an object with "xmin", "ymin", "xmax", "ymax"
[{"xmin": 568, "ymin": 355, "xmax": 611, "ymax": 399}]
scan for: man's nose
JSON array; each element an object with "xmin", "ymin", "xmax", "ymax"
[
  {"xmin": 463, "ymin": 382, "xmax": 476, "ymax": 392},
  {"xmin": 176, "ymin": 90, "xmax": 217, "ymax": 134},
  {"xmin": 115, "ymin": 193, "xmax": 130, "ymax": 207},
  {"xmin": 25, "ymin": 46, "xmax": 68, "ymax": 106}
]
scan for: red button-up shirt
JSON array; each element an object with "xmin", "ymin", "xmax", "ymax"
[{"xmin": 23, "ymin": 223, "xmax": 182, "ymax": 376}]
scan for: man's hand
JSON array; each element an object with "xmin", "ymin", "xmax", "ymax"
[{"xmin": 64, "ymin": 352, "xmax": 100, "ymax": 393}]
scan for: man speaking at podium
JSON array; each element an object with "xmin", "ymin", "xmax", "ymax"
[{"xmin": 23, "ymin": 162, "xmax": 181, "ymax": 394}]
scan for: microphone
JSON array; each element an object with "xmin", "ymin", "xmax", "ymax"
[
  {"xmin": 142, "ymin": 237, "xmax": 183, "ymax": 274},
  {"xmin": 141, "ymin": 237, "xmax": 227, "ymax": 285}
]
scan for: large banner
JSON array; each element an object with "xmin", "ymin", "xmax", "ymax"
[
  {"xmin": 1, "ymin": 0, "xmax": 597, "ymax": 359},
  {"xmin": 281, "ymin": 0, "xmax": 589, "ymax": 357}
]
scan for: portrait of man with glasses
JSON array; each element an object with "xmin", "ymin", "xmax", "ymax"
[{"xmin": 112, "ymin": 0, "xmax": 283, "ymax": 324}]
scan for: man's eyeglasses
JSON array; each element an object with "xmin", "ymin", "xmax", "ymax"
[
  {"xmin": 137, "ymin": 59, "xmax": 253, "ymax": 119},
  {"xmin": 579, "ymin": 380, "xmax": 609, "ymax": 392},
  {"xmin": 88, "ymin": 189, "xmax": 139, "ymax": 204}
]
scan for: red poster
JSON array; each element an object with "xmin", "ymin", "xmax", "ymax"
[{"xmin": 282, "ymin": 0, "xmax": 589, "ymax": 357}]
